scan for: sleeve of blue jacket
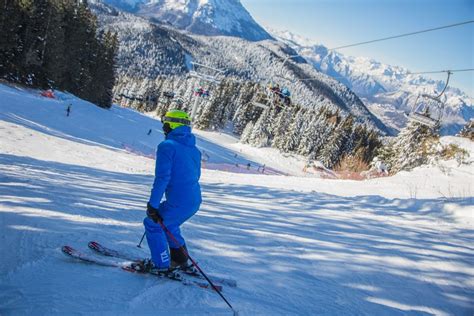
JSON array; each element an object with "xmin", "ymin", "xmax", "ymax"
[{"xmin": 148, "ymin": 142, "xmax": 174, "ymax": 208}]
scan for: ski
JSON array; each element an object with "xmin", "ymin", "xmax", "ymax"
[
  {"xmin": 61, "ymin": 245, "xmax": 223, "ymax": 292},
  {"xmin": 88, "ymin": 241, "xmax": 237, "ymax": 288}
]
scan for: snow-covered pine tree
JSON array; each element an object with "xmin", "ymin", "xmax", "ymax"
[
  {"xmin": 318, "ymin": 114, "xmax": 352, "ymax": 168},
  {"xmin": 240, "ymin": 121, "xmax": 255, "ymax": 144},
  {"xmin": 232, "ymin": 83, "xmax": 262, "ymax": 135},
  {"xmin": 338, "ymin": 115, "xmax": 356, "ymax": 156},
  {"xmin": 296, "ymin": 108, "xmax": 325, "ymax": 156},
  {"xmin": 390, "ymin": 121, "xmax": 440, "ymax": 172},
  {"xmin": 271, "ymin": 106, "xmax": 297, "ymax": 150},
  {"xmin": 195, "ymin": 81, "xmax": 227, "ymax": 129},
  {"xmin": 307, "ymin": 107, "xmax": 337, "ymax": 161},
  {"xmin": 247, "ymin": 107, "xmax": 273, "ymax": 147},
  {"xmin": 280, "ymin": 108, "xmax": 307, "ymax": 152},
  {"xmin": 213, "ymin": 79, "xmax": 240, "ymax": 129},
  {"xmin": 457, "ymin": 120, "xmax": 473, "ymax": 140}
]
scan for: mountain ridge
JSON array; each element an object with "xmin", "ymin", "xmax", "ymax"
[
  {"xmin": 99, "ymin": 0, "xmax": 273, "ymax": 41},
  {"xmin": 269, "ymin": 28, "xmax": 474, "ymax": 135}
]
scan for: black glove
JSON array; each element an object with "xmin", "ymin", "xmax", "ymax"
[{"xmin": 147, "ymin": 202, "xmax": 163, "ymax": 223}]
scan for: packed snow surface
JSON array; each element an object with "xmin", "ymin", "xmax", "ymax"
[{"xmin": 0, "ymin": 83, "xmax": 473, "ymax": 315}]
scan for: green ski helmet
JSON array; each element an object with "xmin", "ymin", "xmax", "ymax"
[{"xmin": 161, "ymin": 109, "xmax": 191, "ymax": 130}]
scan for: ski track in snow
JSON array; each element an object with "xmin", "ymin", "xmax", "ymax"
[{"xmin": 0, "ymin": 83, "xmax": 473, "ymax": 315}]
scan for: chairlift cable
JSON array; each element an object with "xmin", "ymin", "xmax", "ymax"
[
  {"xmin": 408, "ymin": 68, "xmax": 474, "ymax": 75},
  {"xmin": 435, "ymin": 71, "xmax": 451, "ymax": 99},
  {"xmin": 330, "ymin": 20, "xmax": 474, "ymax": 50}
]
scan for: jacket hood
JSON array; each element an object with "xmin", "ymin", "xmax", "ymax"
[{"xmin": 166, "ymin": 125, "xmax": 196, "ymax": 147}]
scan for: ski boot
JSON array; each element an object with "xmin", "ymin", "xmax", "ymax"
[
  {"xmin": 131, "ymin": 259, "xmax": 183, "ymax": 281},
  {"xmin": 172, "ymin": 260, "xmax": 199, "ymax": 276}
]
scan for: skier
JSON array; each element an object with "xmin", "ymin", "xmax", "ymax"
[
  {"xmin": 136, "ymin": 109, "xmax": 202, "ymax": 278},
  {"xmin": 194, "ymin": 87, "xmax": 203, "ymax": 97},
  {"xmin": 269, "ymin": 83, "xmax": 280, "ymax": 95},
  {"xmin": 281, "ymin": 88, "xmax": 291, "ymax": 106},
  {"xmin": 41, "ymin": 89, "xmax": 55, "ymax": 98},
  {"xmin": 66, "ymin": 104, "xmax": 71, "ymax": 117}
]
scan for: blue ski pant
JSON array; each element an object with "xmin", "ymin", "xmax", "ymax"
[{"xmin": 143, "ymin": 202, "xmax": 197, "ymax": 268}]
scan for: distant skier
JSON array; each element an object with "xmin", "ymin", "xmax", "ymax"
[
  {"xmin": 201, "ymin": 150, "xmax": 210, "ymax": 162},
  {"xmin": 268, "ymin": 83, "xmax": 280, "ymax": 95},
  {"xmin": 41, "ymin": 89, "xmax": 55, "ymax": 98},
  {"xmin": 136, "ymin": 109, "xmax": 201, "ymax": 278},
  {"xmin": 66, "ymin": 104, "xmax": 71, "ymax": 117},
  {"xmin": 147, "ymin": 129, "xmax": 152, "ymax": 135},
  {"xmin": 194, "ymin": 87, "xmax": 204, "ymax": 97},
  {"xmin": 281, "ymin": 88, "xmax": 291, "ymax": 106}
]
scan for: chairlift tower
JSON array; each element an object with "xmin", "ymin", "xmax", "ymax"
[{"xmin": 188, "ymin": 62, "xmax": 225, "ymax": 121}]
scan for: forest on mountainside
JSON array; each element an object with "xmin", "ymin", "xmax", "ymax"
[{"xmin": 0, "ymin": 0, "xmax": 118, "ymax": 107}]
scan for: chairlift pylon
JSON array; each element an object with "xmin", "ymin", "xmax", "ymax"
[{"xmin": 188, "ymin": 61, "xmax": 225, "ymax": 120}]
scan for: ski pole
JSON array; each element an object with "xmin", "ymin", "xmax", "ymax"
[
  {"xmin": 158, "ymin": 221, "xmax": 237, "ymax": 315},
  {"xmin": 137, "ymin": 232, "xmax": 146, "ymax": 248}
]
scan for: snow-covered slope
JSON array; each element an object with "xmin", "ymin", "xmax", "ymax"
[
  {"xmin": 98, "ymin": 0, "xmax": 273, "ymax": 41},
  {"xmin": 1, "ymin": 84, "xmax": 473, "ymax": 315},
  {"xmin": 271, "ymin": 29, "xmax": 474, "ymax": 135}
]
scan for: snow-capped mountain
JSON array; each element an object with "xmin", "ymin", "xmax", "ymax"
[
  {"xmin": 89, "ymin": 1, "xmax": 390, "ymax": 134},
  {"xmin": 100, "ymin": 0, "xmax": 273, "ymax": 41},
  {"xmin": 271, "ymin": 29, "xmax": 474, "ymax": 135}
]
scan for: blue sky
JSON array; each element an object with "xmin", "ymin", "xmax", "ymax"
[{"xmin": 241, "ymin": 0, "xmax": 474, "ymax": 96}]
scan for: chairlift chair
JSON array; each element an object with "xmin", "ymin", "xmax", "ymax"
[
  {"xmin": 408, "ymin": 71, "xmax": 451, "ymax": 128},
  {"xmin": 250, "ymin": 83, "xmax": 274, "ymax": 109},
  {"xmin": 408, "ymin": 94, "xmax": 444, "ymax": 127},
  {"xmin": 188, "ymin": 62, "xmax": 224, "ymax": 85}
]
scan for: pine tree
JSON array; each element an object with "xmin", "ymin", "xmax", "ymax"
[
  {"xmin": 232, "ymin": 82, "xmax": 262, "ymax": 135},
  {"xmin": 307, "ymin": 108, "xmax": 337, "ymax": 161},
  {"xmin": 195, "ymin": 83, "xmax": 224, "ymax": 129},
  {"xmin": 457, "ymin": 120, "xmax": 473, "ymax": 140},
  {"xmin": 318, "ymin": 114, "xmax": 351, "ymax": 169},
  {"xmin": 296, "ymin": 109, "xmax": 322, "ymax": 155},
  {"xmin": 0, "ymin": 0, "xmax": 28, "ymax": 81},
  {"xmin": 271, "ymin": 106, "xmax": 296, "ymax": 150},
  {"xmin": 42, "ymin": 0, "xmax": 68, "ymax": 89},
  {"xmin": 247, "ymin": 107, "xmax": 273, "ymax": 147},
  {"xmin": 390, "ymin": 121, "xmax": 440, "ymax": 172},
  {"xmin": 240, "ymin": 121, "xmax": 255, "ymax": 144},
  {"xmin": 281, "ymin": 108, "xmax": 306, "ymax": 152}
]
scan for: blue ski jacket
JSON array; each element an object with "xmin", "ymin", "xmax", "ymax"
[{"xmin": 148, "ymin": 126, "xmax": 202, "ymax": 219}]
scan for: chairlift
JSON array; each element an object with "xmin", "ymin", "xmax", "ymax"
[
  {"xmin": 193, "ymin": 86, "xmax": 210, "ymax": 98},
  {"xmin": 188, "ymin": 61, "xmax": 225, "ymax": 119},
  {"xmin": 250, "ymin": 82, "xmax": 274, "ymax": 109},
  {"xmin": 250, "ymin": 54, "xmax": 314, "ymax": 111},
  {"xmin": 250, "ymin": 81, "xmax": 291, "ymax": 110},
  {"xmin": 188, "ymin": 62, "xmax": 224, "ymax": 85},
  {"xmin": 408, "ymin": 71, "xmax": 451, "ymax": 128},
  {"xmin": 119, "ymin": 93, "xmax": 144, "ymax": 102}
]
